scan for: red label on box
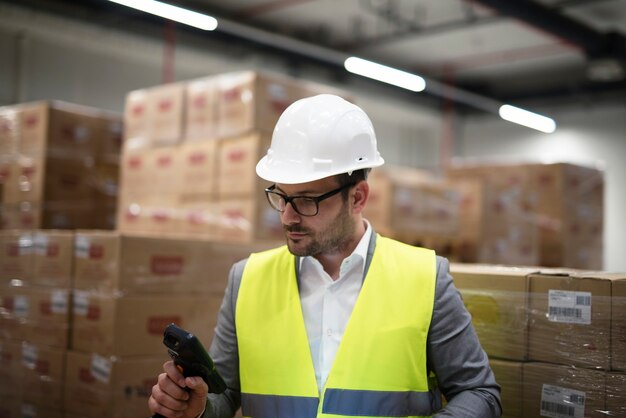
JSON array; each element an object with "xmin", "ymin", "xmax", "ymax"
[
  {"xmin": 158, "ymin": 99, "xmax": 173, "ymax": 113},
  {"xmin": 24, "ymin": 113, "xmax": 39, "ymax": 128},
  {"xmin": 150, "ymin": 255, "xmax": 184, "ymax": 275},
  {"xmin": 79, "ymin": 367, "xmax": 96, "ymax": 383},
  {"xmin": 222, "ymin": 88, "xmax": 241, "ymax": 102},
  {"xmin": 46, "ymin": 242, "xmax": 60, "ymax": 257},
  {"xmin": 86, "ymin": 305, "xmax": 100, "ymax": 321},
  {"xmin": 128, "ymin": 156, "xmax": 142, "ymax": 169},
  {"xmin": 193, "ymin": 95, "xmax": 207, "ymax": 108},
  {"xmin": 147, "ymin": 316, "xmax": 181, "ymax": 335},
  {"xmin": 132, "ymin": 104, "xmax": 145, "ymax": 117},
  {"xmin": 157, "ymin": 155, "xmax": 172, "ymax": 167},
  {"xmin": 6, "ymin": 243, "xmax": 18, "ymax": 257},
  {"xmin": 189, "ymin": 152, "xmax": 206, "ymax": 165},
  {"xmin": 0, "ymin": 167, "xmax": 10, "ymax": 181},
  {"xmin": 89, "ymin": 244, "xmax": 104, "ymax": 259},
  {"xmin": 3, "ymin": 297, "xmax": 14, "ymax": 311},
  {"xmin": 227, "ymin": 149, "xmax": 246, "ymax": 162},
  {"xmin": 40, "ymin": 300, "xmax": 52, "ymax": 316},
  {"xmin": 35, "ymin": 359, "xmax": 50, "ymax": 375}
]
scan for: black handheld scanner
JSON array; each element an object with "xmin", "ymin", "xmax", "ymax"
[
  {"xmin": 162, "ymin": 323, "xmax": 227, "ymax": 394},
  {"xmin": 151, "ymin": 323, "xmax": 227, "ymax": 418}
]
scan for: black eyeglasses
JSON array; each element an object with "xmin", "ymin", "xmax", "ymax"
[{"xmin": 264, "ymin": 183, "xmax": 355, "ymax": 217}]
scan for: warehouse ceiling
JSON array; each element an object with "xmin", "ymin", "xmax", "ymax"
[{"xmin": 6, "ymin": 0, "xmax": 626, "ymax": 110}]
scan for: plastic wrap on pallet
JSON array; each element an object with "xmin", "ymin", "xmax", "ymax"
[
  {"xmin": 451, "ymin": 263, "xmax": 626, "ymax": 417},
  {"xmin": 70, "ymin": 288, "xmax": 222, "ymax": 357},
  {"xmin": 63, "ymin": 351, "xmax": 164, "ymax": 418},
  {"xmin": 72, "ymin": 230, "xmax": 276, "ymax": 294},
  {"xmin": 0, "ymin": 281, "xmax": 71, "ymax": 349}
]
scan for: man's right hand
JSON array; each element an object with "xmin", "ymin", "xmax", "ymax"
[{"xmin": 149, "ymin": 360, "xmax": 209, "ymax": 418}]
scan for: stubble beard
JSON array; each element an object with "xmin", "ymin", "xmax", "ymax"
[{"xmin": 284, "ymin": 201, "xmax": 355, "ymax": 257}]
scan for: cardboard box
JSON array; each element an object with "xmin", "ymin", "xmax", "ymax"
[
  {"xmin": 178, "ymin": 140, "xmax": 218, "ymax": 203},
  {"xmin": 489, "ymin": 359, "xmax": 522, "ymax": 418},
  {"xmin": 176, "ymin": 202, "xmax": 219, "ymax": 239},
  {"xmin": 0, "ymin": 284, "xmax": 28, "ymax": 341},
  {"xmin": 64, "ymin": 350, "xmax": 164, "ymax": 418},
  {"xmin": 217, "ymin": 192, "xmax": 284, "ymax": 244},
  {"xmin": 365, "ymin": 167, "xmax": 460, "ymax": 240},
  {"xmin": 0, "ymin": 284, "xmax": 71, "ymax": 348},
  {"xmin": 450, "ymin": 264, "xmax": 536, "ymax": 361},
  {"xmin": 611, "ymin": 277, "xmax": 626, "ymax": 371},
  {"xmin": 32, "ymin": 230, "xmax": 74, "ymax": 288},
  {"xmin": 71, "ymin": 292, "xmax": 222, "ymax": 356},
  {"xmin": 215, "ymin": 71, "xmax": 295, "ymax": 139},
  {"xmin": 117, "ymin": 149, "xmax": 151, "ymax": 209},
  {"xmin": 122, "ymin": 89, "xmax": 150, "ymax": 151},
  {"xmin": 0, "ymin": 101, "xmax": 121, "ymax": 230},
  {"xmin": 0, "ymin": 230, "xmax": 34, "ymax": 283},
  {"xmin": 0, "ymin": 105, "xmax": 18, "ymax": 156},
  {"xmin": 522, "ymin": 362, "xmax": 605, "ymax": 418},
  {"xmin": 217, "ymin": 132, "xmax": 272, "ymax": 199},
  {"xmin": 19, "ymin": 342, "xmax": 66, "ymax": 408},
  {"xmin": 148, "ymin": 82, "xmax": 185, "ymax": 147},
  {"xmin": 447, "ymin": 162, "xmax": 603, "ymax": 269},
  {"xmin": 606, "ymin": 372, "xmax": 626, "ymax": 418},
  {"xmin": 528, "ymin": 271, "xmax": 612, "ymax": 369},
  {"xmin": 185, "ymin": 76, "xmax": 219, "ymax": 141},
  {"xmin": 0, "ymin": 399, "xmax": 63, "ymax": 418},
  {"xmin": 123, "ymin": 83, "xmax": 185, "ymax": 149},
  {"xmin": 0, "ymin": 339, "xmax": 22, "ymax": 397},
  {"xmin": 73, "ymin": 231, "xmax": 274, "ymax": 293}
]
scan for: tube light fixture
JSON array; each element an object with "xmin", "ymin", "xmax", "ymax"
[
  {"xmin": 498, "ymin": 104, "xmax": 556, "ymax": 133},
  {"xmin": 344, "ymin": 57, "xmax": 426, "ymax": 92},
  {"xmin": 108, "ymin": 0, "xmax": 218, "ymax": 31}
]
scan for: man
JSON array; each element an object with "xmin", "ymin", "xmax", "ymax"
[{"xmin": 149, "ymin": 94, "xmax": 502, "ymax": 418}]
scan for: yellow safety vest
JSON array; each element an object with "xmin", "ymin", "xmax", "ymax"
[{"xmin": 236, "ymin": 235, "xmax": 440, "ymax": 418}]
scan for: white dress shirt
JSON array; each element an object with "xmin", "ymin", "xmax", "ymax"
[{"xmin": 298, "ymin": 221, "xmax": 372, "ymax": 393}]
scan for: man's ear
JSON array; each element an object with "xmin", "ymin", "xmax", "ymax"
[{"xmin": 351, "ymin": 181, "xmax": 369, "ymax": 214}]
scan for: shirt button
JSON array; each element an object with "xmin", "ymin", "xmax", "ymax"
[{"xmin": 326, "ymin": 329, "xmax": 332, "ymax": 336}]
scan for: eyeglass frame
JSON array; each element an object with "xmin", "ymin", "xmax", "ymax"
[{"xmin": 264, "ymin": 182, "xmax": 356, "ymax": 217}]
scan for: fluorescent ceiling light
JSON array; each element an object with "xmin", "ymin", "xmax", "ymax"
[
  {"xmin": 498, "ymin": 104, "xmax": 556, "ymax": 133},
  {"xmin": 108, "ymin": 0, "xmax": 218, "ymax": 31},
  {"xmin": 344, "ymin": 57, "xmax": 426, "ymax": 92}
]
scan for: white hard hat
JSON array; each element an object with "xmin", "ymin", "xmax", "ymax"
[{"xmin": 256, "ymin": 94, "xmax": 384, "ymax": 184}]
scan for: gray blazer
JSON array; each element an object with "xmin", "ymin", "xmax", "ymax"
[{"xmin": 203, "ymin": 232, "xmax": 502, "ymax": 418}]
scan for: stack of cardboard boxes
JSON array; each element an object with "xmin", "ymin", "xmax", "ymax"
[
  {"xmin": 117, "ymin": 70, "xmax": 349, "ymax": 243},
  {"xmin": 0, "ymin": 229, "xmax": 274, "ymax": 417},
  {"xmin": 0, "ymin": 101, "xmax": 122, "ymax": 231},
  {"xmin": 446, "ymin": 162, "xmax": 604, "ymax": 269},
  {"xmin": 363, "ymin": 166, "xmax": 462, "ymax": 248},
  {"xmin": 451, "ymin": 263, "xmax": 626, "ymax": 417}
]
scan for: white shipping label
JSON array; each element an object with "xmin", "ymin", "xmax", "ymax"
[
  {"xmin": 548, "ymin": 290, "xmax": 591, "ymax": 324},
  {"xmin": 33, "ymin": 233, "xmax": 49, "ymax": 255},
  {"xmin": 21, "ymin": 342, "xmax": 37, "ymax": 370},
  {"xmin": 73, "ymin": 290, "xmax": 89, "ymax": 316},
  {"xmin": 91, "ymin": 354, "xmax": 112, "ymax": 384},
  {"xmin": 51, "ymin": 291, "xmax": 68, "ymax": 314},
  {"xmin": 14, "ymin": 295, "xmax": 29, "ymax": 318},
  {"xmin": 75, "ymin": 235, "xmax": 91, "ymax": 258},
  {"xmin": 540, "ymin": 384, "xmax": 585, "ymax": 418}
]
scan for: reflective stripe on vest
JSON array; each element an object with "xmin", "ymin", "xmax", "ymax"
[{"xmin": 236, "ymin": 236, "xmax": 438, "ymax": 418}]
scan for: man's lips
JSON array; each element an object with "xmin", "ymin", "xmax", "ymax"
[
  {"xmin": 284, "ymin": 227, "xmax": 308, "ymax": 240},
  {"xmin": 286, "ymin": 231, "xmax": 307, "ymax": 240}
]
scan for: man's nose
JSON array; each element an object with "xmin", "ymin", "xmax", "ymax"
[{"xmin": 281, "ymin": 201, "xmax": 301, "ymax": 224}]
